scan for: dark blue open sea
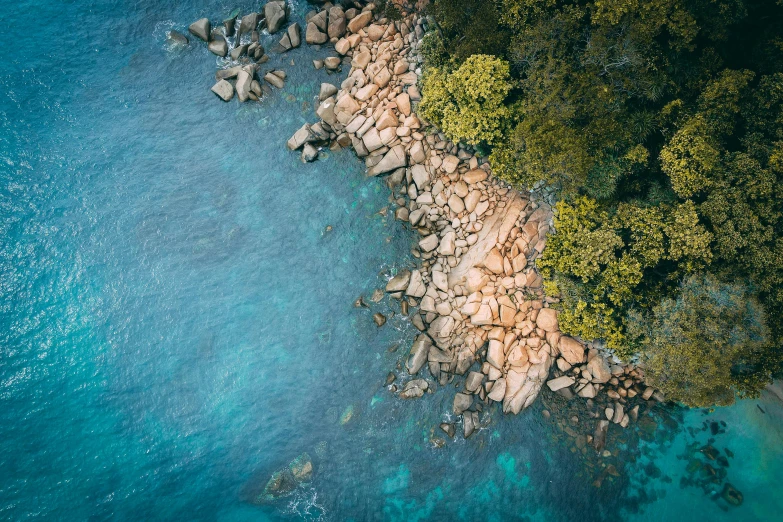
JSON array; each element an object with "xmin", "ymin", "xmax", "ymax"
[{"xmin": 1, "ymin": 1, "xmax": 782, "ymax": 520}]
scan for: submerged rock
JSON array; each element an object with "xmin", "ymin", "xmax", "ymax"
[
  {"xmin": 166, "ymin": 30, "xmax": 189, "ymax": 46},
  {"xmin": 373, "ymin": 313, "xmax": 386, "ymax": 327},
  {"xmin": 289, "ymin": 453, "xmax": 313, "ymax": 483},
  {"xmin": 720, "ymin": 483, "xmax": 743, "ymax": 506}
]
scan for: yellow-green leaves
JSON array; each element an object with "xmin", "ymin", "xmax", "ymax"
[
  {"xmin": 419, "ymin": 55, "xmax": 512, "ymax": 146},
  {"xmin": 660, "ymin": 118, "xmax": 719, "ymax": 197},
  {"xmin": 664, "ymin": 200, "xmax": 713, "ymax": 271}
]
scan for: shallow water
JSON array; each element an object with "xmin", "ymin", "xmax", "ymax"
[{"xmin": 1, "ymin": 1, "xmax": 782, "ymax": 520}]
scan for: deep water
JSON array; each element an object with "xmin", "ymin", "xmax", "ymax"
[{"xmin": 1, "ymin": 1, "xmax": 782, "ymax": 521}]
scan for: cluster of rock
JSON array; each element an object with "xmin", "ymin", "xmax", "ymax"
[
  {"xmin": 282, "ymin": 1, "xmax": 661, "ymax": 439},
  {"xmin": 252, "ymin": 452, "xmax": 313, "ymax": 504},
  {"xmin": 177, "ymin": 2, "xmax": 298, "ymax": 103}
]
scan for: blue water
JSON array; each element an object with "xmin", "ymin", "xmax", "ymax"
[{"xmin": 1, "ymin": 1, "xmax": 782, "ymax": 520}]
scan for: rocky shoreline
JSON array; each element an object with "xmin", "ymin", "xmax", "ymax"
[{"xmin": 177, "ymin": 1, "xmax": 664, "ymax": 444}]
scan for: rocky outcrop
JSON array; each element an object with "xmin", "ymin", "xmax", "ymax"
[{"xmin": 278, "ymin": 2, "xmax": 652, "ymax": 439}]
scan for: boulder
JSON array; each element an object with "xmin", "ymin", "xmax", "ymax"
[
  {"xmin": 287, "ymin": 23, "xmax": 301, "ymax": 48},
  {"xmin": 463, "ymin": 169, "xmax": 488, "ymax": 184},
  {"xmin": 463, "ymin": 411, "xmax": 477, "ymax": 438},
  {"xmin": 487, "ymin": 340, "xmax": 505, "ymax": 369},
  {"xmin": 289, "ymin": 453, "xmax": 312, "ymax": 483},
  {"xmin": 323, "ymin": 57, "xmax": 341, "ymax": 70},
  {"xmin": 188, "ymin": 18, "xmax": 210, "ymax": 42},
  {"xmin": 400, "ymin": 379, "xmax": 428, "ymax": 399},
  {"xmin": 453, "ymin": 392, "xmax": 472, "ymax": 415},
  {"xmin": 546, "ymin": 376, "xmax": 575, "ymax": 391},
  {"xmin": 447, "ymin": 194, "xmax": 464, "ymax": 214},
  {"xmin": 593, "ymin": 420, "xmax": 609, "ymax": 452},
  {"xmin": 368, "ymin": 145, "xmax": 406, "ymax": 176},
  {"xmin": 405, "ymin": 270, "xmax": 426, "ymax": 297},
  {"xmin": 235, "ymin": 69, "xmax": 252, "ymax": 102},
  {"xmin": 347, "ymin": 11, "xmax": 372, "ymax": 33},
  {"xmin": 264, "ymin": 72, "xmax": 284, "ymax": 89},
  {"xmin": 432, "ymin": 271, "xmax": 448, "ymax": 292},
  {"xmin": 440, "ymin": 423, "xmax": 456, "ymax": 438},
  {"xmin": 264, "ymin": 1, "xmax": 288, "ymax": 34},
  {"xmin": 465, "ymin": 371, "xmax": 484, "ymax": 393},
  {"xmin": 223, "ymin": 10, "xmax": 239, "ymax": 37},
  {"xmin": 167, "ymin": 30, "xmax": 189, "ymax": 46},
  {"xmin": 208, "ymin": 35, "xmax": 228, "ymax": 57},
  {"xmin": 301, "ymin": 144, "xmax": 318, "ymax": 162},
  {"xmin": 483, "ymin": 247, "xmax": 504, "ymax": 274},
  {"xmin": 210, "ymin": 79, "xmax": 234, "ymax": 101},
  {"xmin": 407, "ymin": 335, "xmax": 432, "ymax": 375},
  {"xmin": 334, "ymin": 94, "xmax": 361, "ymax": 124},
  {"xmin": 418, "ymin": 234, "xmax": 439, "ymax": 252},
  {"xmin": 587, "ymin": 356, "xmax": 612, "ymax": 384},
  {"xmin": 559, "ymin": 336, "xmax": 586, "ymax": 365},
  {"xmin": 386, "ymin": 270, "xmax": 411, "ymax": 292},
  {"xmin": 306, "ymin": 22, "xmax": 328, "ymax": 44},
  {"xmin": 536, "ymin": 308, "xmax": 558, "ymax": 332},
  {"xmin": 438, "ymin": 231, "xmax": 456, "ymax": 256},
  {"xmin": 287, "ymin": 124, "xmax": 313, "ymax": 150},
  {"xmin": 319, "ymin": 83, "xmax": 338, "ymax": 101},
  {"xmin": 238, "ymin": 12, "xmax": 259, "ymax": 37},
  {"xmin": 577, "ymin": 383, "xmax": 596, "ymax": 398},
  {"xmin": 216, "ymin": 65, "xmax": 243, "ymax": 80},
  {"xmin": 396, "ymin": 93, "xmax": 411, "ymax": 116},
  {"xmin": 327, "ymin": 7, "xmax": 346, "ymax": 38},
  {"xmin": 230, "ymin": 44, "xmax": 248, "ymax": 60}
]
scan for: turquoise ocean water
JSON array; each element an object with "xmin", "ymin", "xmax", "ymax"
[{"xmin": 1, "ymin": 1, "xmax": 782, "ymax": 520}]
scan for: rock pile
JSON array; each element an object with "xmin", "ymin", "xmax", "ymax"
[
  {"xmin": 185, "ymin": 4, "xmax": 294, "ymax": 103},
  {"xmin": 283, "ymin": 1, "xmax": 660, "ymax": 437}
]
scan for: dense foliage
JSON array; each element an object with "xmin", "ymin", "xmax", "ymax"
[
  {"xmin": 631, "ymin": 274, "xmax": 769, "ymax": 407},
  {"xmin": 423, "ymin": 0, "xmax": 783, "ymax": 405}
]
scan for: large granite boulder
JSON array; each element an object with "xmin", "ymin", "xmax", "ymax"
[
  {"xmin": 210, "ymin": 79, "xmax": 234, "ymax": 101},
  {"xmin": 188, "ymin": 18, "xmax": 210, "ymax": 41},
  {"xmin": 264, "ymin": 1, "xmax": 288, "ymax": 34}
]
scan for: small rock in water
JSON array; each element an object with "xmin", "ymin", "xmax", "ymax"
[
  {"xmin": 353, "ymin": 296, "xmax": 368, "ymax": 308},
  {"xmin": 340, "ymin": 405, "xmax": 354, "ymax": 425},
  {"xmin": 371, "ymin": 288, "xmax": 384, "ymax": 302},
  {"xmin": 301, "ymin": 143, "xmax": 318, "ymax": 162},
  {"xmin": 324, "ymin": 57, "xmax": 341, "ymax": 70},
  {"xmin": 440, "ymin": 422, "xmax": 456, "ymax": 438},
  {"xmin": 399, "ymin": 379, "xmax": 428, "ymax": 399},
  {"xmin": 188, "ymin": 18, "xmax": 210, "ymax": 42},
  {"xmin": 210, "ymin": 79, "xmax": 234, "ymax": 101},
  {"xmin": 385, "ymin": 372, "xmax": 396, "ymax": 386},
  {"xmin": 167, "ymin": 30, "xmax": 189, "ymax": 46},
  {"xmin": 720, "ymin": 483, "xmax": 743, "ymax": 506},
  {"xmin": 373, "ymin": 313, "xmax": 386, "ymax": 327},
  {"xmin": 264, "ymin": 72, "xmax": 285, "ymax": 89}
]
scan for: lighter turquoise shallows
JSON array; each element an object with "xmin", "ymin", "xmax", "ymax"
[{"xmin": 1, "ymin": 1, "xmax": 782, "ymax": 521}]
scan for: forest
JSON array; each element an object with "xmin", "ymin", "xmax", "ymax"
[{"xmin": 418, "ymin": 0, "xmax": 783, "ymax": 406}]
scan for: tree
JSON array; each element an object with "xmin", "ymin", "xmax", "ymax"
[
  {"xmin": 419, "ymin": 55, "xmax": 513, "ymax": 146},
  {"xmin": 636, "ymin": 274, "xmax": 770, "ymax": 407}
]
